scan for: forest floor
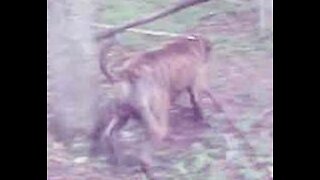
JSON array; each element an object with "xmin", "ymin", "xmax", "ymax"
[{"xmin": 47, "ymin": 2, "xmax": 272, "ymax": 180}]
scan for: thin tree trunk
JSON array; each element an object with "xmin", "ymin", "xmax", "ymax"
[
  {"xmin": 259, "ymin": 0, "xmax": 266, "ymax": 33},
  {"xmin": 258, "ymin": 0, "xmax": 272, "ymax": 35}
]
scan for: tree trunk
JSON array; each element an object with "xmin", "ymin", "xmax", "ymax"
[{"xmin": 47, "ymin": 0, "xmax": 100, "ymax": 142}]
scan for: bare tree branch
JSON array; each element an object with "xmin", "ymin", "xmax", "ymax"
[{"xmin": 96, "ymin": 0, "xmax": 210, "ymax": 40}]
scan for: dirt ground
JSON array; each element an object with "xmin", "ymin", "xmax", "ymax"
[{"xmin": 47, "ymin": 7, "xmax": 272, "ymax": 180}]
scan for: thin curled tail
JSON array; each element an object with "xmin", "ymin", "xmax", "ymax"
[{"xmin": 99, "ymin": 39, "xmax": 117, "ymax": 84}]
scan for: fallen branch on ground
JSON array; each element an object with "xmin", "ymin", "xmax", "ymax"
[
  {"xmin": 90, "ymin": 23, "xmax": 186, "ymax": 38},
  {"xmin": 96, "ymin": 0, "xmax": 210, "ymax": 40}
]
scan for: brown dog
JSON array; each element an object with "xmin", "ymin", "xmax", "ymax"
[{"xmin": 90, "ymin": 35, "xmax": 222, "ymax": 165}]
